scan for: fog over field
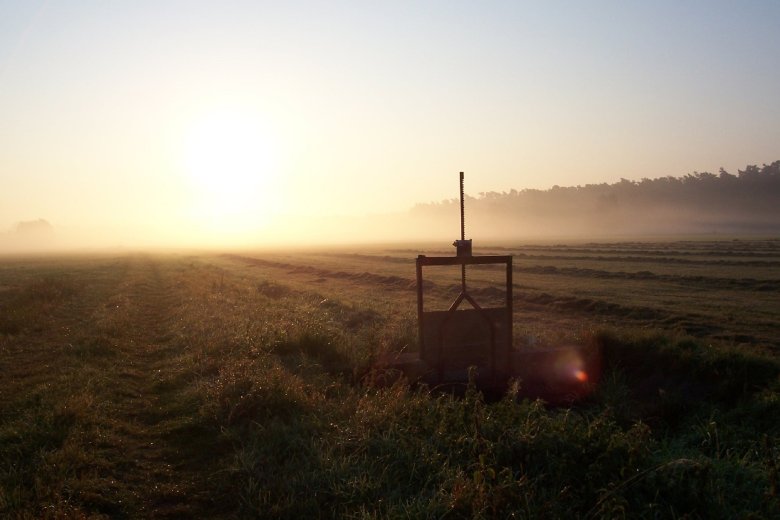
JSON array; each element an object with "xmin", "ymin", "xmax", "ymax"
[
  {"xmin": 2, "ymin": 161, "xmax": 778, "ymax": 253},
  {"xmin": 3, "ymin": 3, "xmax": 780, "ymax": 253},
  {"xmin": 412, "ymin": 161, "xmax": 780, "ymax": 240}
]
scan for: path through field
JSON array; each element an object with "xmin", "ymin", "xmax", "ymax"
[{"xmin": 1, "ymin": 255, "xmax": 228, "ymax": 517}]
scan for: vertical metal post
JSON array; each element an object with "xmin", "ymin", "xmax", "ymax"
[
  {"xmin": 416, "ymin": 256, "xmax": 425, "ymax": 359},
  {"xmin": 460, "ymin": 172, "xmax": 467, "ymax": 290},
  {"xmin": 506, "ymin": 257, "xmax": 513, "ymax": 373},
  {"xmin": 459, "ymin": 171, "xmax": 465, "ymax": 241}
]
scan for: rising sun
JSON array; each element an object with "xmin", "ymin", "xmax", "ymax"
[{"xmin": 178, "ymin": 108, "xmax": 282, "ymax": 228}]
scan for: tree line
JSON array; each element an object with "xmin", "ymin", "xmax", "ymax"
[{"xmin": 411, "ymin": 161, "xmax": 780, "ymax": 236}]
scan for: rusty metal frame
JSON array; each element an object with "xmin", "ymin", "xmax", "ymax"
[{"xmin": 416, "ymin": 254, "xmax": 513, "ymax": 382}]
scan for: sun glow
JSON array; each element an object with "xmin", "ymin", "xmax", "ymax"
[{"xmin": 178, "ymin": 108, "xmax": 284, "ymax": 234}]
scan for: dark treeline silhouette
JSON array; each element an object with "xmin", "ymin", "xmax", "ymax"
[{"xmin": 411, "ymin": 161, "xmax": 780, "ymax": 237}]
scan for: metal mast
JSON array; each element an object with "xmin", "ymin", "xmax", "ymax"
[{"xmin": 460, "ymin": 171, "xmax": 467, "ymax": 289}]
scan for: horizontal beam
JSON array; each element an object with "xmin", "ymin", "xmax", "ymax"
[{"xmin": 416, "ymin": 255, "xmax": 512, "ymax": 267}]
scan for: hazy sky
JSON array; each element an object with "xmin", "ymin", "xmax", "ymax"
[{"xmin": 1, "ymin": 1, "xmax": 778, "ymax": 246}]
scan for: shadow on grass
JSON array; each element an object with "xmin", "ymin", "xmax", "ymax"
[{"xmin": 592, "ymin": 329, "xmax": 780, "ymax": 430}]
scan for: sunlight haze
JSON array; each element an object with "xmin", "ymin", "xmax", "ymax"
[{"xmin": 1, "ymin": 1, "xmax": 779, "ymax": 248}]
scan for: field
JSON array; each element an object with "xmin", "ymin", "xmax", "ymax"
[{"xmin": 1, "ymin": 239, "xmax": 779, "ymax": 518}]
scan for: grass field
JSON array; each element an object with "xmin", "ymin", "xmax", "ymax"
[{"xmin": 1, "ymin": 239, "xmax": 779, "ymax": 518}]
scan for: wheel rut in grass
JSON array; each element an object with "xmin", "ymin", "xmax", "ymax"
[
  {"xmin": 88, "ymin": 256, "xmax": 223, "ymax": 518},
  {"xmin": 0, "ymin": 255, "xmax": 222, "ymax": 518},
  {"xmin": 0, "ymin": 256, "xmax": 225, "ymax": 517}
]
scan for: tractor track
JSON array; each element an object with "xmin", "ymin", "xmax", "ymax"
[
  {"xmin": 1, "ymin": 255, "xmax": 224, "ymax": 518},
  {"xmin": 82, "ymin": 256, "xmax": 219, "ymax": 518}
]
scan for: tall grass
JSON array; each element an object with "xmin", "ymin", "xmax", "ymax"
[
  {"xmin": 208, "ymin": 312, "xmax": 779, "ymax": 517},
  {"xmin": 0, "ymin": 275, "xmax": 79, "ymax": 335}
]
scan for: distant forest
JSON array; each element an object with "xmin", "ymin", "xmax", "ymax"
[{"xmin": 411, "ymin": 161, "xmax": 780, "ymax": 237}]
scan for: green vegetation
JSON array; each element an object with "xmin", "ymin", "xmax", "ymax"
[{"xmin": 1, "ymin": 241, "xmax": 778, "ymax": 518}]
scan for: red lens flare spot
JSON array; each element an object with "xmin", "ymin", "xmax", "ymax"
[{"xmin": 575, "ymin": 370, "xmax": 588, "ymax": 383}]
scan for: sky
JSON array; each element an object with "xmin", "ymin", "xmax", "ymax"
[{"xmin": 1, "ymin": 1, "xmax": 779, "ymax": 248}]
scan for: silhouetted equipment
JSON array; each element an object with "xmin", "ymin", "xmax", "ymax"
[
  {"xmin": 380, "ymin": 172, "xmax": 598, "ymax": 400},
  {"xmin": 416, "ymin": 172, "xmax": 513, "ymax": 388}
]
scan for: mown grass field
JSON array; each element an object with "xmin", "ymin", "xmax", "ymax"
[{"xmin": 1, "ymin": 239, "xmax": 779, "ymax": 518}]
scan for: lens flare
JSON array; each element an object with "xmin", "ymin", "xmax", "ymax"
[{"xmin": 550, "ymin": 347, "xmax": 587, "ymax": 383}]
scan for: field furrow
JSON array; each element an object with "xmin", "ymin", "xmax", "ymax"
[{"xmin": 220, "ymin": 251, "xmax": 780, "ymax": 351}]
